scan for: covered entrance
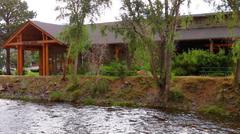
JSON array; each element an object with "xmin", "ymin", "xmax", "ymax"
[{"xmin": 3, "ymin": 21, "xmax": 67, "ymax": 76}]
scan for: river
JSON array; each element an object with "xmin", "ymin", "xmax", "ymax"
[{"xmin": 0, "ymin": 99, "xmax": 239, "ymax": 134}]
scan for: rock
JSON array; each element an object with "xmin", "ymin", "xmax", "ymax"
[
  {"xmin": 53, "ymin": 82, "xmax": 57, "ymax": 86},
  {"xmin": 121, "ymin": 81, "xmax": 132, "ymax": 89},
  {"xmin": 0, "ymin": 85, "xmax": 5, "ymax": 91}
]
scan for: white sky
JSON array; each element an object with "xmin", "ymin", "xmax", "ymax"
[{"xmin": 23, "ymin": 0, "xmax": 216, "ymax": 25}]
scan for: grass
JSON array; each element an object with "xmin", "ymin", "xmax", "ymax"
[
  {"xmin": 199, "ymin": 105, "xmax": 230, "ymax": 117},
  {"xmin": 0, "ymin": 75, "xmax": 238, "ymax": 120},
  {"xmin": 84, "ymin": 78, "xmax": 110, "ymax": 97},
  {"xmin": 49, "ymin": 91, "xmax": 64, "ymax": 102},
  {"xmin": 25, "ymin": 71, "xmax": 39, "ymax": 77},
  {"xmin": 82, "ymin": 97, "xmax": 96, "ymax": 105}
]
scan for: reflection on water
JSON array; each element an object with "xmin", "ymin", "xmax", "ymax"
[{"xmin": 0, "ymin": 99, "xmax": 239, "ymax": 134}]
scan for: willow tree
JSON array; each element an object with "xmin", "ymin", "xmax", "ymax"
[
  {"xmin": 56, "ymin": 0, "xmax": 111, "ymax": 80},
  {"xmin": 206, "ymin": 0, "xmax": 240, "ymax": 89},
  {"xmin": 115, "ymin": 0, "xmax": 189, "ymax": 102},
  {"xmin": 0, "ymin": 0, "xmax": 35, "ymax": 74}
]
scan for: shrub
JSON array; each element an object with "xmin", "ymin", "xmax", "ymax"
[
  {"xmin": 82, "ymin": 97, "xmax": 96, "ymax": 105},
  {"xmin": 169, "ymin": 89, "xmax": 184, "ymax": 102},
  {"xmin": 173, "ymin": 49, "xmax": 233, "ymax": 76},
  {"xmin": 200, "ymin": 105, "xmax": 229, "ymax": 117},
  {"xmin": 49, "ymin": 91, "xmax": 64, "ymax": 102},
  {"xmin": 100, "ymin": 61, "xmax": 135, "ymax": 77},
  {"xmin": 68, "ymin": 89, "xmax": 83, "ymax": 102},
  {"xmin": 84, "ymin": 78, "xmax": 109, "ymax": 97},
  {"xmin": 66, "ymin": 83, "xmax": 80, "ymax": 92}
]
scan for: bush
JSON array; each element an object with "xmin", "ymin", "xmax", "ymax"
[
  {"xmin": 173, "ymin": 49, "xmax": 233, "ymax": 76},
  {"xmin": 200, "ymin": 105, "xmax": 229, "ymax": 117},
  {"xmin": 68, "ymin": 89, "xmax": 83, "ymax": 102},
  {"xmin": 84, "ymin": 78, "xmax": 110, "ymax": 97},
  {"xmin": 49, "ymin": 91, "xmax": 64, "ymax": 102},
  {"xmin": 82, "ymin": 97, "xmax": 96, "ymax": 105},
  {"xmin": 169, "ymin": 89, "xmax": 184, "ymax": 102},
  {"xmin": 100, "ymin": 61, "xmax": 135, "ymax": 77}
]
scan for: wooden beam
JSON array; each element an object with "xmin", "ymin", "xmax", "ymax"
[{"xmin": 7, "ymin": 40, "xmax": 58, "ymax": 46}]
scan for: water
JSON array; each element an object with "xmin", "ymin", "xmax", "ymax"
[{"xmin": 0, "ymin": 99, "xmax": 239, "ymax": 134}]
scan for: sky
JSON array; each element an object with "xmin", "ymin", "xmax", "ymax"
[{"xmin": 23, "ymin": 0, "xmax": 217, "ymax": 25}]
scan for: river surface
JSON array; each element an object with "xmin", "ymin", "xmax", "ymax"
[{"xmin": 0, "ymin": 99, "xmax": 239, "ymax": 134}]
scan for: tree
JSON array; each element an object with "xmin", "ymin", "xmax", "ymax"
[
  {"xmin": 114, "ymin": 0, "xmax": 189, "ymax": 102},
  {"xmin": 0, "ymin": 0, "xmax": 36, "ymax": 74},
  {"xmin": 206, "ymin": 0, "xmax": 240, "ymax": 89},
  {"xmin": 55, "ymin": 0, "xmax": 111, "ymax": 80}
]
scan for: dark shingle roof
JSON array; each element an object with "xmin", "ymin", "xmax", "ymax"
[
  {"xmin": 177, "ymin": 27, "xmax": 240, "ymax": 40},
  {"xmin": 32, "ymin": 21, "xmax": 65, "ymax": 39},
  {"xmin": 32, "ymin": 21, "xmax": 124, "ymax": 44},
  {"xmin": 31, "ymin": 20, "xmax": 240, "ymax": 44}
]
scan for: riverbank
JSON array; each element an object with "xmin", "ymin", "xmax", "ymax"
[{"xmin": 0, "ymin": 76, "xmax": 239, "ymax": 119}]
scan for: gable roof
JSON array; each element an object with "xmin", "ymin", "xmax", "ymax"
[
  {"xmin": 2, "ymin": 20, "xmax": 65, "ymax": 48},
  {"xmin": 32, "ymin": 21, "xmax": 65, "ymax": 40}
]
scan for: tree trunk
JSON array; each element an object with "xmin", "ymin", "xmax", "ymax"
[
  {"xmin": 74, "ymin": 54, "xmax": 79, "ymax": 75},
  {"xmin": 235, "ymin": 59, "xmax": 240, "ymax": 89},
  {"xmin": 6, "ymin": 48, "xmax": 11, "ymax": 75},
  {"xmin": 159, "ymin": 42, "xmax": 166, "ymax": 87},
  {"xmin": 163, "ymin": 47, "xmax": 172, "ymax": 102}
]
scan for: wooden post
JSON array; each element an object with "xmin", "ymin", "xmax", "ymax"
[
  {"xmin": 17, "ymin": 45, "xmax": 24, "ymax": 75},
  {"xmin": 17, "ymin": 34, "xmax": 24, "ymax": 75},
  {"xmin": 39, "ymin": 49, "xmax": 43, "ymax": 75},
  {"xmin": 45, "ymin": 43, "xmax": 49, "ymax": 75},
  {"xmin": 42, "ymin": 33, "xmax": 49, "ymax": 76},
  {"xmin": 42, "ymin": 44, "xmax": 46, "ymax": 76},
  {"xmin": 115, "ymin": 46, "xmax": 120, "ymax": 61}
]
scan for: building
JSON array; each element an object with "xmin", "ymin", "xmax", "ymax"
[{"xmin": 2, "ymin": 13, "xmax": 240, "ymax": 76}]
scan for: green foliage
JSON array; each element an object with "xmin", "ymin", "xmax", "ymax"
[
  {"xmin": 200, "ymin": 105, "xmax": 229, "ymax": 117},
  {"xmin": 0, "ymin": 0, "xmax": 35, "ymax": 74},
  {"xmin": 173, "ymin": 50, "xmax": 233, "ymax": 76},
  {"xmin": 100, "ymin": 61, "xmax": 135, "ymax": 77},
  {"xmin": 66, "ymin": 82, "xmax": 80, "ymax": 92},
  {"xmin": 49, "ymin": 91, "xmax": 64, "ymax": 102},
  {"xmin": 84, "ymin": 79, "xmax": 110, "ymax": 97},
  {"xmin": 60, "ymin": 25, "xmax": 91, "ymax": 58},
  {"xmin": 0, "ymin": 0, "xmax": 36, "ymax": 43},
  {"xmin": 169, "ymin": 89, "xmax": 184, "ymax": 102},
  {"xmin": 133, "ymin": 46, "xmax": 151, "ymax": 72},
  {"xmin": 180, "ymin": 15, "xmax": 193, "ymax": 29},
  {"xmin": 232, "ymin": 41, "xmax": 240, "ymax": 63},
  {"xmin": 82, "ymin": 97, "xmax": 96, "ymax": 105},
  {"xmin": 25, "ymin": 71, "xmax": 39, "ymax": 77},
  {"xmin": 68, "ymin": 89, "xmax": 83, "ymax": 102}
]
